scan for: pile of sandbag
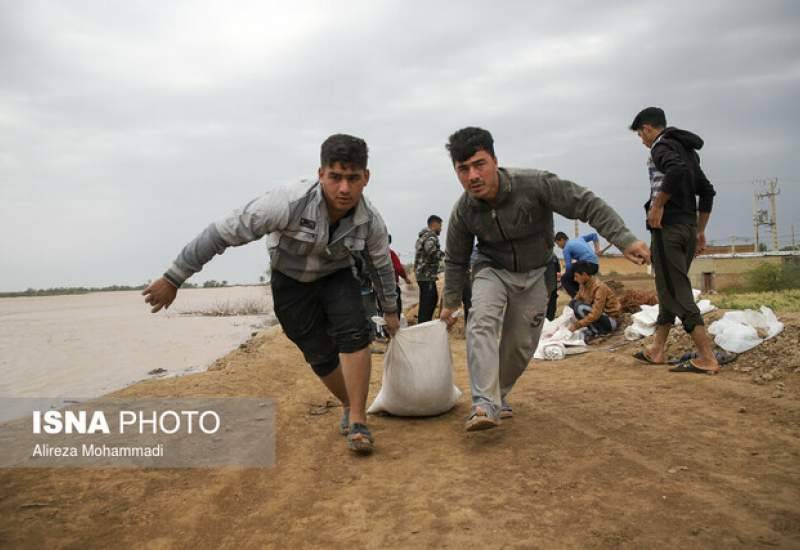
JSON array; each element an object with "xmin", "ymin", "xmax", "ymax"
[
  {"xmin": 708, "ymin": 306, "xmax": 784, "ymax": 353},
  {"xmin": 533, "ymin": 307, "xmax": 589, "ymax": 361},
  {"xmin": 625, "ymin": 289, "xmax": 716, "ymax": 340}
]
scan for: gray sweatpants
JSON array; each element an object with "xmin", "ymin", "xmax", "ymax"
[{"xmin": 466, "ymin": 266, "xmax": 548, "ymax": 415}]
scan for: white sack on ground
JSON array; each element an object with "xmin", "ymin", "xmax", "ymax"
[
  {"xmin": 625, "ymin": 290, "xmax": 717, "ymax": 341},
  {"xmin": 534, "ymin": 307, "xmax": 588, "ymax": 360},
  {"xmin": 708, "ymin": 306, "xmax": 784, "ymax": 353},
  {"xmin": 368, "ymin": 320, "xmax": 462, "ymax": 416}
]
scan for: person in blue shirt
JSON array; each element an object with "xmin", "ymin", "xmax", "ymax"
[{"xmin": 555, "ymin": 231, "xmax": 602, "ymax": 298}]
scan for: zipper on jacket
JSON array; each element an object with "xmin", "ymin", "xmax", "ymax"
[{"xmin": 491, "ymin": 209, "xmax": 518, "ymax": 271}]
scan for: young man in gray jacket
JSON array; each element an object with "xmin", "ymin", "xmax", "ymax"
[
  {"xmin": 439, "ymin": 127, "xmax": 651, "ymax": 431},
  {"xmin": 143, "ymin": 134, "xmax": 399, "ymax": 454}
]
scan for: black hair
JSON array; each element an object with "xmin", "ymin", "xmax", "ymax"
[
  {"xmin": 388, "ymin": 234, "xmax": 392, "ymax": 244},
  {"xmin": 446, "ymin": 127, "xmax": 495, "ymax": 163},
  {"xmin": 427, "ymin": 215, "xmax": 443, "ymax": 226},
  {"xmin": 554, "ymin": 232, "xmax": 569, "ymax": 242},
  {"xmin": 573, "ymin": 261, "xmax": 599, "ymax": 276},
  {"xmin": 629, "ymin": 107, "xmax": 666, "ymax": 131},
  {"xmin": 320, "ymin": 134, "xmax": 368, "ymax": 170}
]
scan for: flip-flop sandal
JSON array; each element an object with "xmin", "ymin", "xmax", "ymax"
[
  {"xmin": 339, "ymin": 408, "xmax": 350, "ymax": 436},
  {"xmin": 347, "ymin": 423, "xmax": 374, "ymax": 454},
  {"xmin": 633, "ymin": 350, "xmax": 665, "ymax": 365},
  {"xmin": 670, "ymin": 350, "xmax": 737, "ymax": 366},
  {"xmin": 715, "ymin": 350, "xmax": 738, "ymax": 365},
  {"xmin": 669, "ymin": 359, "xmax": 720, "ymax": 375},
  {"xmin": 465, "ymin": 408, "xmax": 500, "ymax": 431}
]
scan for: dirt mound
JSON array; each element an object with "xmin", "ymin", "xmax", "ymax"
[{"xmin": 636, "ymin": 311, "xmax": 800, "ymax": 386}]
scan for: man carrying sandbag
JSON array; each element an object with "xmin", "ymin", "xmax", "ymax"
[
  {"xmin": 142, "ymin": 134, "xmax": 399, "ymax": 454},
  {"xmin": 439, "ymin": 127, "xmax": 651, "ymax": 431}
]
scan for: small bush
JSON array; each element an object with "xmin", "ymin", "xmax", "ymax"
[{"xmin": 746, "ymin": 262, "xmax": 800, "ymax": 292}]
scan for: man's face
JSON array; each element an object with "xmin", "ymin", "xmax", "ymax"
[
  {"xmin": 555, "ymin": 238, "xmax": 567, "ymax": 250},
  {"xmin": 318, "ymin": 162, "xmax": 369, "ymax": 214},
  {"xmin": 454, "ymin": 149, "xmax": 499, "ymax": 202},
  {"xmin": 430, "ymin": 221, "xmax": 442, "ymax": 235},
  {"xmin": 636, "ymin": 124, "xmax": 661, "ymax": 149}
]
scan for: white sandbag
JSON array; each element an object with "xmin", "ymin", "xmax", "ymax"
[
  {"xmin": 541, "ymin": 343, "xmax": 566, "ymax": 361},
  {"xmin": 697, "ymin": 299, "xmax": 717, "ymax": 315},
  {"xmin": 713, "ymin": 323, "xmax": 763, "ymax": 353},
  {"xmin": 533, "ymin": 310, "xmax": 588, "ymax": 360},
  {"xmin": 367, "ymin": 320, "xmax": 462, "ymax": 416},
  {"xmin": 759, "ymin": 306, "xmax": 784, "ymax": 339},
  {"xmin": 708, "ymin": 306, "xmax": 784, "ymax": 352}
]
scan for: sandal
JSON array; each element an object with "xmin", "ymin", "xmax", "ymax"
[
  {"xmin": 347, "ymin": 423, "xmax": 374, "ymax": 454},
  {"xmin": 465, "ymin": 406, "xmax": 500, "ymax": 432},
  {"xmin": 669, "ymin": 359, "xmax": 720, "ymax": 375},
  {"xmin": 670, "ymin": 350, "xmax": 737, "ymax": 367},
  {"xmin": 633, "ymin": 350, "xmax": 665, "ymax": 365}
]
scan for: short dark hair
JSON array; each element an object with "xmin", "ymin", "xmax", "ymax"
[
  {"xmin": 446, "ymin": 127, "xmax": 495, "ymax": 163},
  {"xmin": 554, "ymin": 232, "xmax": 569, "ymax": 242},
  {"xmin": 320, "ymin": 134, "xmax": 368, "ymax": 170},
  {"xmin": 388, "ymin": 234, "xmax": 392, "ymax": 244},
  {"xmin": 573, "ymin": 261, "xmax": 599, "ymax": 276},
  {"xmin": 427, "ymin": 215, "xmax": 442, "ymax": 226},
  {"xmin": 629, "ymin": 107, "xmax": 666, "ymax": 131}
]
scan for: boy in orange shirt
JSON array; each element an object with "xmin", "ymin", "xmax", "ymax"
[{"xmin": 568, "ymin": 261, "xmax": 622, "ymax": 340}]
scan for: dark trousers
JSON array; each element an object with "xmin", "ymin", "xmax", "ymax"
[
  {"xmin": 570, "ymin": 300, "xmax": 618, "ymax": 335},
  {"xmin": 396, "ymin": 285, "xmax": 403, "ymax": 315},
  {"xmin": 462, "ymin": 282, "xmax": 473, "ymax": 322},
  {"xmin": 546, "ymin": 289, "xmax": 558, "ymax": 321},
  {"xmin": 651, "ymin": 224, "xmax": 704, "ymax": 333},
  {"xmin": 561, "ymin": 269, "xmax": 579, "ymax": 298},
  {"xmin": 417, "ymin": 280, "xmax": 438, "ymax": 323}
]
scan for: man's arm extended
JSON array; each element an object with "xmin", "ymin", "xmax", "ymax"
[
  {"xmin": 143, "ymin": 188, "xmax": 291, "ymax": 312},
  {"xmin": 544, "ymin": 174, "xmax": 650, "ymax": 265}
]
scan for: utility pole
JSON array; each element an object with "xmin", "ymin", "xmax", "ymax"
[
  {"xmin": 754, "ymin": 178, "xmax": 780, "ymax": 251},
  {"xmin": 792, "ymin": 224, "xmax": 796, "ymax": 250},
  {"xmin": 574, "ymin": 219, "xmax": 579, "ymax": 238}
]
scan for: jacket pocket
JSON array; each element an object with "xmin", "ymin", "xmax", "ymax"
[{"xmin": 279, "ymin": 229, "xmax": 317, "ymax": 255}]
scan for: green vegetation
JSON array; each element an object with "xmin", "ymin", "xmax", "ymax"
[
  {"xmin": 711, "ymin": 289, "xmax": 800, "ymax": 313},
  {"xmin": 742, "ymin": 262, "xmax": 800, "ymax": 292}
]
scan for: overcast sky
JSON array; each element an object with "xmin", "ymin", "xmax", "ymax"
[{"xmin": 1, "ymin": 1, "xmax": 799, "ymax": 291}]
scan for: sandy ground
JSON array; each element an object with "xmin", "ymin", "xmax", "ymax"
[{"xmin": 1, "ymin": 309, "xmax": 799, "ymax": 549}]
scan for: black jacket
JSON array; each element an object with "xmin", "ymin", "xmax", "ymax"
[{"xmin": 648, "ymin": 127, "xmax": 716, "ymax": 227}]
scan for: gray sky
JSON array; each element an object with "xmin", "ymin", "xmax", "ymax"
[{"xmin": 1, "ymin": 0, "xmax": 799, "ymax": 292}]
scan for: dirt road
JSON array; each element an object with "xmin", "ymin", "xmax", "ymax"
[{"xmin": 1, "ymin": 317, "xmax": 799, "ymax": 549}]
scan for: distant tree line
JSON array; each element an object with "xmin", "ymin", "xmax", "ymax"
[{"xmin": 0, "ymin": 284, "xmax": 149, "ymax": 298}]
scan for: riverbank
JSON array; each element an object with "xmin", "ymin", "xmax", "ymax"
[{"xmin": 1, "ymin": 308, "xmax": 798, "ymax": 548}]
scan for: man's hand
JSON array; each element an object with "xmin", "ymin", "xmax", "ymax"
[
  {"xmin": 647, "ymin": 205, "xmax": 664, "ymax": 229},
  {"xmin": 439, "ymin": 307, "xmax": 458, "ymax": 330},
  {"xmin": 695, "ymin": 231, "xmax": 707, "ymax": 257},
  {"xmin": 623, "ymin": 240, "xmax": 651, "ymax": 266},
  {"xmin": 568, "ymin": 322, "xmax": 579, "ymax": 332},
  {"xmin": 142, "ymin": 277, "xmax": 178, "ymax": 313},
  {"xmin": 403, "ymin": 276, "xmax": 413, "ymax": 287},
  {"xmin": 383, "ymin": 313, "xmax": 400, "ymax": 337}
]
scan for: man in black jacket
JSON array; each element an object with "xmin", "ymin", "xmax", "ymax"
[{"xmin": 630, "ymin": 107, "xmax": 720, "ymax": 374}]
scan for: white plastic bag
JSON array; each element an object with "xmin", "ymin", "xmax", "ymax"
[
  {"xmin": 367, "ymin": 320, "xmax": 462, "ymax": 416},
  {"xmin": 708, "ymin": 306, "xmax": 783, "ymax": 352}
]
